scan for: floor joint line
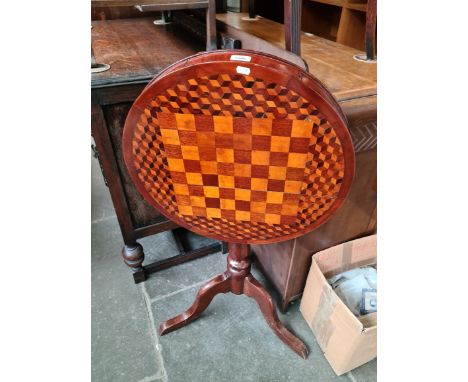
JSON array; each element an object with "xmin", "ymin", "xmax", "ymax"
[
  {"xmin": 347, "ymin": 370, "xmax": 358, "ymax": 382},
  {"xmin": 149, "ymin": 278, "xmax": 211, "ymax": 304},
  {"xmin": 91, "ymin": 214, "xmax": 117, "ymax": 224},
  {"xmin": 140, "ymin": 283, "xmax": 168, "ymax": 382}
]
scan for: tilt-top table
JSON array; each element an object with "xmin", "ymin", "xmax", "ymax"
[{"xmin": 122, "ymin": 50, "xmax": 355, "ymax": 357}]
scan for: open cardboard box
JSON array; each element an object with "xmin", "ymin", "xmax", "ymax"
[{"xmin": 300, "ymin": 235, "xmax": 377, "ymax": 375}]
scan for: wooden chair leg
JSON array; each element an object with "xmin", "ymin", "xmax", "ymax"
[
  {"xmin": 243, "ymin": 275, "xmax": 309, "ymax": 359},
  {"xmin": 159, "ymin": 272, "xmax": 231, "ymax": 335}
]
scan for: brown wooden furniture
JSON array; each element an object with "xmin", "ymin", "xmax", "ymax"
[
  {"xmin": 91, "ymin": 0, "xmax": 217, "ymax": 50},
  {"xmin": 301, "ymin": 0, "xmax": 373, "ymax": 51},
  {"xmin": 215, "ymin": 12, "xmax": 376, "ymax": 312},
  {"xmin": 358, "ymin": 0, "xmax": 376, "ymax": 61},
  {"xmin": 122, "ymin": 49, "xmax": 355, "ymax": 358},
  {"xmin": 284, "ymin": 0, "xmax": 303, "ymax": 55},
  {"xmin": 92, "ymin": 12, "xmax": 376, "ymax": 314},
  {"xmin": 92, "ymin": 18, "xmax": 224, "ymax": 283}
]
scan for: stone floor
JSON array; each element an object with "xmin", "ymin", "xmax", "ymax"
[{"xmin": 91, "ymin": 155, "xmax": 377, "ymax": 382}]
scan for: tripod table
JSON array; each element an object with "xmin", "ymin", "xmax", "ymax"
[{"xmin": 122, "ymin": 50, "xmax": 355, "ymax": 358}]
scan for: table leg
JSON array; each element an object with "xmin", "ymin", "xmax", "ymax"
[
  {"xmin": 244, "ymin": 275, "xmax": 308, "ymax": 358},
  {"xmin": 121, "ymin": 243, "xmax": 147, "ymax": 283},
  {"xmin": 158, "ymin": 243, "xmax": 308, "ymax": 358},
  {"xmin": 159, "ymin": 272, "xmax": 231, "ymax": 335}
]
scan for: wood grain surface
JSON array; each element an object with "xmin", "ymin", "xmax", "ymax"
[
  {"xmin": 92, "ymin": 14, "xmax": 376, "ymax": 102},
  {"xmin": 91, "ymin": 18, "xmax": 204, "ymax": 88},
  {"xmin": 91, "ymin": 0, "xmax": 208, "ymax": 7},
  {"xmin": 216, "ymin": 12, "xmax": 376, "ymax": 101}
]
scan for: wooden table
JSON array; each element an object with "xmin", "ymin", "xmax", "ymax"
[
  {"xmin": 215, "ymin": 13, "xmax": 377, "ymax": 311},
  {"xmin": 91, "ymin": 0, "xmax": 217, "ymax": 50},
  {"xmin": 92, "ymin": 13, "xmax": 376, "ymax": 304}
]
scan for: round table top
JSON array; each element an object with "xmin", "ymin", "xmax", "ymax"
[{"xmin": 123, "ymin": 50, "xmax": 355, "ymax": 244}]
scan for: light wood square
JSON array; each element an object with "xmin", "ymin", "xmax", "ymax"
[
  {"xmin": 235, "ymin": 210, "xmax": 251, "ymax": 221},
  {"xmin": 268, "ymin": 166, "xmax": 287, "ymax": 180},
  {"xmin": 220, "ymin": 199, "xmax": 236, "ymax": 210},
  {"xmin": 284, "ymin": 180, "xmax": 303, "ymax": 193},
  {"xmin": 235, "ymin": 189, "xmax": 251, "ymax": 201},
  {"xmin": 181, "ymin": 146, "xmax": 200, "ymax": 160},
  {"xmin": 270, "ymin": 136, "xmax": 290, "ymax": 152},
  {"xmin": 266, "ymin": 191, "xmax": 284, "ymax": 204},
  {"xmin": 203, "ymin": 186, "xmax": 220, "ymax": 198},
  {"xmin": 265, "ymin": 214, "xmax": 281, "ymax": 225},
  {"xmin": 167, "ymin": 158, "xmax": 185, "ymax": 172},
  {"xmin": 216, "ymin": 148, "xmax": 234, "ymax": 163},
  {"xmin": 178, "ymin": 205, "xmax": 193, "ymax": 216},
  {"xmin": 175, "ymin": 113, "xmax": 196, "ymax": 131},
  {"xmin": 291, "ymin": 120, "xmax": 313, "ymax": 138},
  {"xmin": 213, "ymin": 115, "xmax": 233, "ymax": 133},
  {"xmin": 251, "ymin": 150, "xmax": 270, "ymax": 165},
  {"xmin": 287, "ymin": 153, "xmax": 309, "ymax": 168},
  {"xmin": 160, "ymin": 129, "xmax": 180, "ymax": 145},
  {"xmin": 190, "ymin": 196, "xmax": 206, "ymax": 207},
  {"xmin": 173, "ymin": 184, "xmax": 189, "ymax": 196},
  {"xmin": 186, "ymin": 172, "xmax": 203, "ymax": 185},
  {"xmin": 251, "ymin": 178, "xmax": 268, "ymax": 191},
  {"xmin": 206, "ymin": 208, "xmax": 221, "ymax": 219},
  {"xmin": 218, "ymin": 175, "xmax": 235, "ymax": 188},
  {"xmin": 252, "ymin": 118, "xmax": 272, "ymax": 136}
]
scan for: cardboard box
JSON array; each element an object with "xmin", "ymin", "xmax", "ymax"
[{"xmin": 300, "ymin": 235, "xmax": 377, "ymax": 375}]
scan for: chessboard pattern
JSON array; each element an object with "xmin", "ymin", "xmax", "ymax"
[{"xmin": 131, "ymin": 73, "xmax": 345, "ymax": 242}]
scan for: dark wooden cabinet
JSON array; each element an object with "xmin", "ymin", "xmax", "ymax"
[{"xmin": 92, "ymin": 18, "xmax": 223, "ymax": 282}]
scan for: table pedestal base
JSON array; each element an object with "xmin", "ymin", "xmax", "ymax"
[{"xmin": 159, "ymin": 243, "xmax": 309, "ymax": 358}]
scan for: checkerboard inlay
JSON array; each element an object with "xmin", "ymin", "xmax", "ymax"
[{"xmin": 131, "ymin": 74, "xmax": 345, "ymax": 241}]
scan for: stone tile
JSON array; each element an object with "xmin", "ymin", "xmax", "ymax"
[
  {"xmin": 348, "ymin": 358, "xmax": 377, "ymax": 382},
  {"xmin": 91, "ymin": 155, "xmax": 116, "ymax": 223},
  {"xmin": 150, "ymin": 277, "xmax": 350, "ymax": 382},
  {"xmin": 141, "ymin": 241, "xmax": 228, "ymax": 300},
  {"xmin": 139, "ymin": 231, "xmax": 181, "ymax": 264},
  {"xmin": 92, "ymin": 215, "xmax": 165, "ymax": 382},
  {"xmin": 182, "ymin": 230, "xmax": 217, "ymax": 250}
]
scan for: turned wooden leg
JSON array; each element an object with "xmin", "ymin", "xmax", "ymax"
[
  {"xmin": 121, "ymin": 243, "xmax": 147, "ymax": 283},
  {"xmin": 244, "ymin": 275, "xmax": 309, "ymax": 359},
  {"xmin": 158, "ymin": 243, "xmax": 308, "ymax": 358},
  {"xmin": 159, "ymin": 272, "xmax": 231, "ymax": 335}
]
